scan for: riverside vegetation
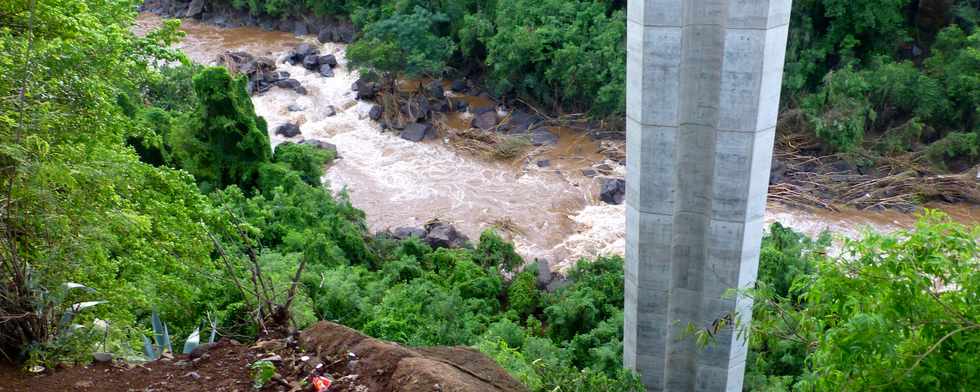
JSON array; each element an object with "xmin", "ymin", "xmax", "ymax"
[
  {"xmin": 210, "ymin": 0, "xmax": 980, "ymax": 172},
  {"xmin": 2, "ymin": 1, "xmax": 979, "ymax": 392}
]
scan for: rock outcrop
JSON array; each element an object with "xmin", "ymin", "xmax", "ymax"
[{"xmin": 300, "ymin": 321, "xmax": 527, "ymax": 392}]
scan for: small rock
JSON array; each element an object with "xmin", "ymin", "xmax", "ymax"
[
  {"xmin": 536, "ymin": 160, "xmax": 550, "ymax": 168},
  {"xmin": 324, "ymin": 105, "xmax": 337, "ymax": 117},
  {"xmin": 73, "ymin": 380, "xmax": 94, "ymax": 389},
  {"xmin": 185, "ymin": 371, "xmax": 201, "ymax": 380},
  {"xmin": 302, "ymin": 55, "xmax": 319, "ymax": 70},
  {"xmin": 599, "ymin": 178, "xmax": 626, "ymax": 205},
  {"xmin": 288, "ymin": 43, "xmax": 317, "ymax": 65},
  {"xmin": 400, "ymin": 123, "xmax": 436, "ymax": 142},
  {"xmin": 504, "ymin": 111, "xmax": 543, "ymax": 134},
  {"xmin": 293, "ymin": 22, "xmax": 308, "ymax": 37},
  {"xmin": 392, "ymin": 227, "xmax": 426, "ymax": 240},
  {"xmin": 450, "ymin": 80, "xmax": 467, "ymax": 92},
  {"xmin": 317, "ymin": 27, "xmax": 334, "ymax": 43},
  {"xmin": 424, "ymin": 221, "xmax": 470, "ymax": 249},
  {"xmin": 274, "ymin": 78, "xmax": 306, "ymax": 95},
  {"xmin": 264, "ymin": 71, "xmax": 290, "ymax": 83},
  {"xmin": 287, "ymin": 104, "xmax": 303, "ymax": 112},
  {"xmin": 434, "ymin": 99, "xmax": 451, "ymax": 113},
  {"xmin": 369, "ymin": 105, "xmax": 383, "ymax": 121},
  {"xmin": 260, "ymin": 354, "xmax": 283, "ymax": 363},
  {"xmin": 354, "ymin": 78, "xmax": 378, "ymax": 100},
  {"xmin": 531, "ymin": 129, "xmax": 559, "ymax": 146},
  {"xmin": 185, "ymin": 0, "xmax": 205, "ymax": 18},
  {"xmin": 319, "ymin": 64, "xmax": 335, "ymax": 77},
  {"xmin": 427, "ymin": 81, "xmax": 445, "ymax": 99},
  {"xmin": 92, "ymin": 352, "xmax": 113, "ymax": 363},
  {"xmin": 581, "ymin": 168, "xmax": 598, "ymax": 178},
  {"xmin": 189, "ymin": 343, "xmax": 212, "ymax": 359},
  {"xmin": 275, "ymin": 123, "xmax": 302, "ymax": 138},
  {"xmin": 317, "ymin": 54, "xmax": 338, "ymax": 68},
  {"xmin": 471, "ymin": 111, "xmax": 498, "ymax": 131}
]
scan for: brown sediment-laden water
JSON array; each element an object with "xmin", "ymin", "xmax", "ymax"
[{"xmin": 135, "ymin": 14, "xmax": 980, "ymax": 271}]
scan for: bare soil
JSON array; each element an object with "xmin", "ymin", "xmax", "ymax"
[{"xmin": 0, "ymin": 321, "xmax": 526, "ymax": 392}]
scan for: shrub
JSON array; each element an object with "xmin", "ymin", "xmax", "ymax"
[{"xmin": 272, "ymin": 142, "xmax": 334, "ymax": 187}]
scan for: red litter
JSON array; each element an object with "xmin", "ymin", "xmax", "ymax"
[{"xmin": 310, "ymin": 375, "xmax": 332, "ymax": 392}]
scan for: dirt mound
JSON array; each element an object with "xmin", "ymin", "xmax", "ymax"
[
  {"xmin": 0, "ymin": 321, "xmax": 525, "ymax": 392},
  {"xmin": 300, "ymin": 321, "xmax": 527, "ymax": 392}
]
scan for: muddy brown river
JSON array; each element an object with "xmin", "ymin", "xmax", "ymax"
[{"xmin": 136, "ymin": 14, "xmax": 980, "ymax": 271}]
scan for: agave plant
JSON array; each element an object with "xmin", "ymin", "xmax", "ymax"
[{"xmin": 143, "ymin": 309, "xmax": 219, "ymax": 359}]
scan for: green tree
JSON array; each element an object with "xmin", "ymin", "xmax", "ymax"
[
  {"xmin": 170, "ymin": 67, "xmax": 272, "ymax": 192},
  {"xmin": 347, "ymin": 6, "xmax": 455, "ymax": 79}
]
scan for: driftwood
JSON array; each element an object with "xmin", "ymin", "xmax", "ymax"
[{"xmin": 769, "ymin": 125, "xmax": 979, "ymax": 212}]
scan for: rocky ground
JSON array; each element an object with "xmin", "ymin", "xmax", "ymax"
[{"xmin": 0, "ymin": 321, "xmax": 526, "ymax": 392}]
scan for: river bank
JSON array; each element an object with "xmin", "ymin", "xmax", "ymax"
[{"xmin": 134, "ymin": 12, "xmax": 980, "ymax": 272}]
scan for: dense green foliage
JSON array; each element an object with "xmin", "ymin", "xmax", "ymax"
[
  {"xmin": 5, "ymin": 1, "xmax": 980, "ymax": 391},
  {"xmin": 347, "ymin": 6, "xmax": 455, "ymax": 78},
  {"xmin": 746, "ymin": 213, "xmax": 980, "ymax": 391},
  {"xmin": 221, "ymin": 0, "xmax": 980, "ymax": 168},
  {"xmin": 0, "ymin": 3, "xmax": 641, "ymax": 389},
  {"xmin": 0, "ymin": 0, "xmax": 219, "ymax": 361},
  {"xmin": 170, "ymin": 67, "xmax": 272, "ymax": 192}
]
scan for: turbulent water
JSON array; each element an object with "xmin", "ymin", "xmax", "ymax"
[{"xmin": 136, "ymin": 14, "xmax": 980, "ymax": 271}]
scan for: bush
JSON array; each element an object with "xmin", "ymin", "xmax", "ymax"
[
  {"xmin": 347, "ymin": 6, "xmax": 455, "ymax": 78},
  {"xmin": 747, "ymin": 212, "xmax": 980, "ymax": 391},
  {"xmin": 507, "ymin": 270, "xmax": 539, "ymax": 319},
  {"xmin": 272, "ymin": 142, "xmax": 334, "ymax": 187},
  {"xmin": 474, "ymin": 230, "xmax": 523, "ymax": 272}
]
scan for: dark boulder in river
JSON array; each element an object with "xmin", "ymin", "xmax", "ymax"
[
  {"xmin": 599, "ymin": 178, "xmax": 626, "ymax": 205},
  {"xmin": 302, "ymin": 55, "xmax": 320, "ymax": 70},
  {"xmin": 264, "ymin": 71, "xmax": 290, "ymax": 83},
  {"xmin": 354, "ymin": 78, "xmax": 378, "ymax": 100},
  {"xmin": 318, "ymin": 54, "xmax": 338, "ymax": 68},
  {"xmin": 503, "ymin": 110, "xmax": 543, "ymax": 134},
  {"xmin": 299, "ymin": 139, "xmax": 338, "ymax": 157},
  {"xmin": 319, "ymin": 64, "xmax": 335, "ymax": 77},
  {"xmin": 400, "ymin": 123, "xmax": 436, "ymax": 142},
  {"xmin": 369, "ymin": 105, "xmax": 383, "ymax": 121},
  {"xmin": 275, "ymin": 79, "xmax": 307, "ymax": 95},
  {"xmin": 288, "ymin": 43, "xmax": 318, "ymax": 65},
  {"xmin": 317, "ymin": 24, "xmax": 355, "ymax": 44},
  {"xmin": 450, "ymin": 79, "xmax": 468, "ymax": 93},
  {"xmin": 428, "ymin": 81, "xmax": 445, "ymax": 99},
  {"xmin": 185, "ymin": 0, "xmax": 205, "ymax": 18},
  {"xmin": 392, "ymin": 227, "xmax": 427, "ymax": 240},
  {"xmin": 275, "ymin": 123, "xmax": 302, "ymax": 138},
  {"xmin": 424, "ymin": 221, "xmax": 470, "ymax": 249},
  {"xmin": 472, "ymin": 111, "xmax": 498, "ymax": 131},
  {"xmin": 531, "ymin": 128, "xmax": 559, "ymax": 146}
]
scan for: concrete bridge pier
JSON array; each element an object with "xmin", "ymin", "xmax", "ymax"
[{"xmin": 623, "ymin": 0, "xmax": 792, "ymax": 391}]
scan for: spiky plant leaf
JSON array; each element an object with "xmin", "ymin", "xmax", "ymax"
[
  {"xmin": 151, "ymin": 309, "xmax": 164, "ymax": 347},
  {"xmin": 142, "ymin": 335, "xmax": 158, "ymax": 359},
  {"xmin": 63, "ymin": 282, "xmax": 95, "ymax": 292},
  {"xmin": 162, "ymin": 321, "xmax": 172, "ymax": 354},
  {"xmin": 182, "ymin": 327, "xmax": 201, "ymax": 354}
]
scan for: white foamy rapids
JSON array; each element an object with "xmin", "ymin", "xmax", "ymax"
[
  {"xmin": 252, "ymin": 42, "xmax": 593, "ymax": 267},
  {"xmin": 552, "ymin": 201, "xmax": 923, "ymax": 271}
]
